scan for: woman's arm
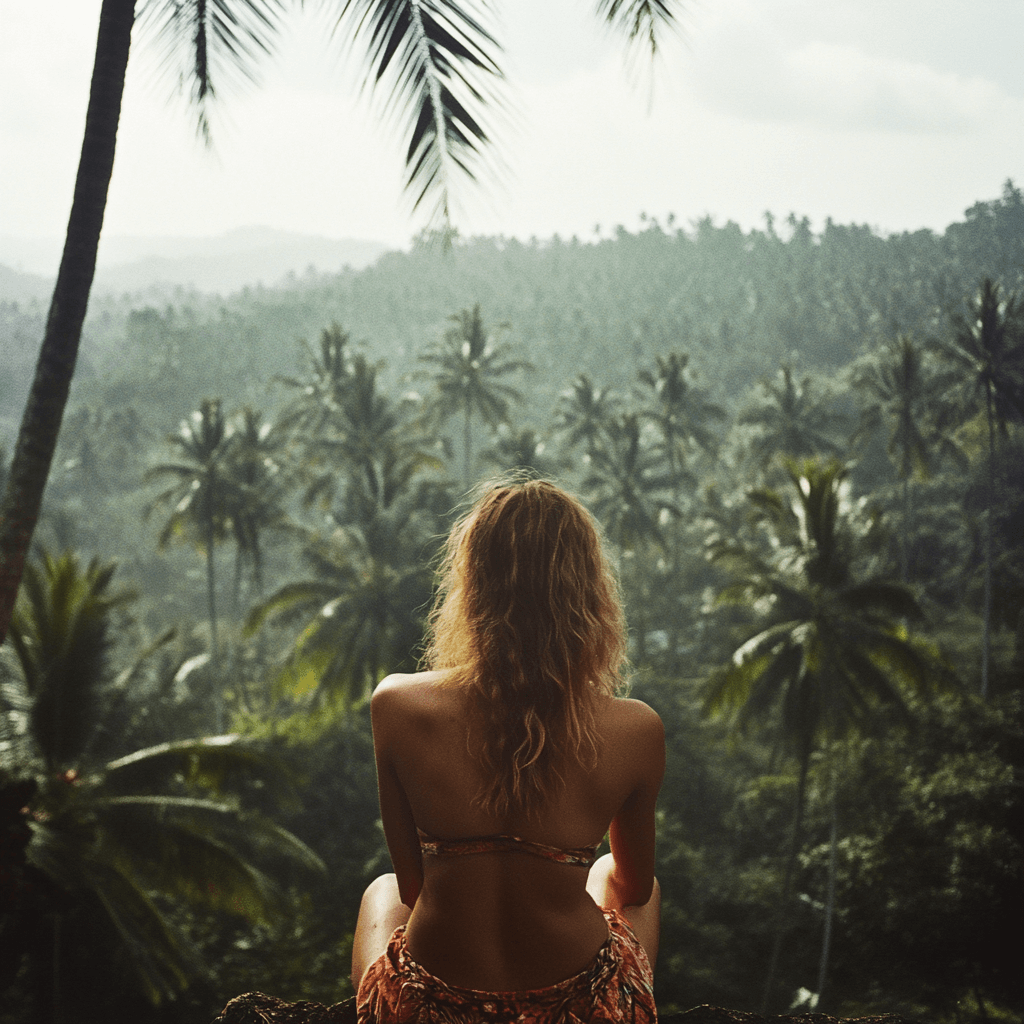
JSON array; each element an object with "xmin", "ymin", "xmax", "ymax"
[
  {"xmin": 601, "ymin": 703, "xmax": 665, "ymax": 908},
  {"xmin": 370, "ymin": 678, "xmax": 424, "ymax": 909}
]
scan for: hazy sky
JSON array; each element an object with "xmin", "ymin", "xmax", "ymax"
[{"xmin": 2, "ymin": 0, "xmax": 1022, "ymax": 266}]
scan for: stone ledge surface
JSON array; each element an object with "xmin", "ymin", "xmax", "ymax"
[
  {"xmin": 664, "ymin": 1006, "xmax": 926, "ymax": 1024},
  {"xmin": 213, "ymin": 991, "xmax": 927, "ymax": 1024}
]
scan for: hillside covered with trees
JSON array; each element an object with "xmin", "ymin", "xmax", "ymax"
[{"xmin": 2, "ymin": 183, "xmax": 1022, "ymax": 1022}]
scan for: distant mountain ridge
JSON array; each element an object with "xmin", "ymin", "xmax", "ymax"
[
  {"xmin": 0, "ymin": 226, "xmax": 391, "ymax": 301},
  {"xmin": 0, "ymin": 264, "xmax": 52, "ymax": 304}
]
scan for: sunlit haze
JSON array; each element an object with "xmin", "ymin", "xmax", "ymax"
[{"xmin": 2, "ymin": 0, "xmax": 1022, "ymax": 274}]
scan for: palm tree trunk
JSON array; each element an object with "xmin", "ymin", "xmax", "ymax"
[
  {"xmin": 899, "ymin": 475, "xmax": 910, "ymax": 583},
  {"xmin": 206, "ymin": 520, "xmax": 223, "ymax": 731},
  {"xmin": 761, "ymin": 745, "xmax": 811, "ymax": 1014},
  {"xmin": 981, "ymin": 386, "xmax": 995, "ymax": 698},
  {"xmin": 815, "ymin": 769, "xmax": 839, "ymax": 1007},
  {"xmin": 233, "ymin": 544, "xmax": 244, "ymax": 616},
  {"xmin": 51, "ymin": 913, "xmax": 63, "ymax": 1024},
  {"xmin": 0, "ymin": 0, "xmax": 137, "ymax": 647},
  {"xmin": 463, "ymin": 404, "xmax": 472, "ymax": 491}
]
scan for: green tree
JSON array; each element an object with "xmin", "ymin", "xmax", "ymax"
[
  {"xmin": 418, "ymin": 304, "xmax": 533, "ymax": 489},
  {"xmin": 811, "ymin": 690, "xmax": 1022, "ymax": 1018},
  {"xmin": 583, "ymin": 412, "xmax": 673, "ymax": 553},
  {"xmin": 637, "ymin": 351, "xmax": 726, "ymax": 505},
  {"xmin": 0, "ymin": 0, "xmax": 683, "ymax": 645},
  {"xmin": 147, "ymin": 399, "xmax": 238, "ymax": 728},
  {"xmin": 479, "ymin": 425, "xmax": 563, "ymax": 479},
  {"xmin": 738, "ymin": 364, "xmax": 846, "ymax": 472},
  {"xmin": 705, "ymin": 459, "xmax": 936, "ymax": 1013},
  {"xmin": 245, "ymin": 503, "xmax": 438, "ymax": 709},
  {"xmin": 851, "ymin": 334, "xmax": 961, "ymax": 581},
  {"xmin": 933, "ymin": 278, "xmax": 1024, "ymax": 696},
  {"xmin": 225, "ymin": 406, "xmax": 294, "ymax": 604},
  {"xmin": 276, "ymin": 323, "xmax": 355, "ymax": 439},
  {"xmin": 552, "ymin": 373, "xmax": 620, "ymax": 460},
  {"xmin": 0, "ymin": 550, "xmax": 323, "ymax": 1008},
  {"xmin": 303, "ymin": 353, "xmax": 442, "ymax": 514}
]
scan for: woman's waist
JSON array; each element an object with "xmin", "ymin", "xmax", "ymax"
[{"xmin": 404, "ymin": 890, "xmax": 610, "ymax": 991}]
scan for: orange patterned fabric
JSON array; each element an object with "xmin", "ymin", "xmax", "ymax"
[
  {"xmin": 416, "ymin": 828, "xmax": 600, "ymax": 867},
  {"xmin": 356, "ymin": 909, "xmax": 657, "ymax": 1023}
]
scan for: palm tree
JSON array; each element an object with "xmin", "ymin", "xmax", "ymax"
[
  {"xmin": 303, "ymin": 353, "xmax": 442, "ymax": 514},
  {"xmin": 851, "ymin": 334, "xmax": 961, "ymax": 581},
  {"xmin": 705, "ymin": 459, "xmax": 935, "ymax": 1012},
  {"xmin": 583, "ymin": 412, "xmax": 674, "ymax": 553},
  {"xmin": 146, "ymin": 399, "xmax": 238, "ymax": 727},
  {"xmin": 1, "ymin": 549, "xmax": 323, "ymax": 1007},
  {"xmin": 637, "ymin": 352, "xmax": 726, "ymax": 505},
  {"xmin": 738, "ymin": 364, "xmax": 846, "ymax": 472},
  {"xmin": 552, "ymin": 373, "xmax": 620, "ymax": 460},
  {"xmin": 245, "ymin": 504, "xmax": 436, "ymax": 709},
  {"xmin": 479, "ymin": 425, "xmax": 563, "ymax": 479},
  {"xmin": 0, "ymin": 0, "xmax": 684, "ymax": 646},
  {"xmin": 582, "ymin": 413, "xmax": 678, "ymax": 665},
  {"xmin": 276, "ymin": 322, "xmax": 354, "ymax": 439},
  {"xmin": 225, "ymin": 406, "xmax": 293, "ymax": 605},
  {"xmin": 933, "ymin": 278, "xmax": 1024, "ymax": 696},
  {"xmin": 418, "ymin": 304, "xmax": 533, "ymax": 489}
]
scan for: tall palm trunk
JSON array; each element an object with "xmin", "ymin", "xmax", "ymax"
[
  {"xmin": 761, "ymin": 743, "xmax": 811, "ymax": 1014},
  {"xmin": 815, "ymin": 768, "xmax": 839, "ymax": 1007},
  {"xmin": 981, "ymin": 385, "xmax": 995, "ymax": 698},
  {"xmin": 52, "ymin": 914, "xmax": 62, "ymax": 1024},
  {"xmin": 463, "ymin": 403, "xmax": 473, "ymax": 492},
  {"xmin": 899, "ymin": 475, "xmax": 911, "ymax": 583},
  {"xmin": 0, "ymin": 0, "xmax": 137, "ymax": 646},
  {"xmin": 206, "ymin": 516, "xmax": 223, "ymax": 732}
]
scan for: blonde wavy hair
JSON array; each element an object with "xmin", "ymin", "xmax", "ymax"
[{"xmin": 422, "ymin": 479, "xmax": 627, "ymax": 817}]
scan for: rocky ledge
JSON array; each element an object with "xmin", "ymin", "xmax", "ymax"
[{"xmin": 213, "ymin": 991, "xmax": 925, "ymax": 1023}]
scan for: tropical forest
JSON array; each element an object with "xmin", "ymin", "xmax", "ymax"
[{"xmin": 1, "ymin": 183, "xmax": 1022, "ymax": 1023}]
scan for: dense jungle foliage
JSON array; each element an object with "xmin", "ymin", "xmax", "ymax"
[{"xmin": 2, "ymin": 182, "xmax": 1023, "ymax": 1023}]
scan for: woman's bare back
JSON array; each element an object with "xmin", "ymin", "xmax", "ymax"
[{"xmin": 370, "ymin": 671, "xmax": 665, "ymax": 990}]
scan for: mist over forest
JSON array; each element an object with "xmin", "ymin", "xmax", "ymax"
[{"xmin": 1, "ymin": 183, "xmax": 1022, "ymax": 1022}]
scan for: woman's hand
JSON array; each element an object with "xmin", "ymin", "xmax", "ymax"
[{"xmin": 586, "ymin": 852, "xmax": 628, "ymax": 910}]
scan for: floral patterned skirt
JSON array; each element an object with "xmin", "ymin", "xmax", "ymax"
[{"xmin": 356, "ymin": 909, "xmax": 656, "ymax": 1023}]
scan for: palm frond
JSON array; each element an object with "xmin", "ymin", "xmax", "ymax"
[
  {"xmin": 595, "ymin": 0, "xmax": 681, "ymax": 58},
  {"xmin": 704, "ymin": 656, "xmax": 769, "ymax": 719},
  {"xmin": 95, "ymin": 794, "xmax": 325, "ymax": 887},
  {"xmin": 83, "ymin": 857, "xmax": 204, "ymax": 1004},
  {"xmin": 743, "ymin": 643, "xmax": 806, "ymax": 734},
  {"xmin": 862, "ymin": 634, "xmax": 939, "ymax": 699},
  {"xmin": 838, "ymin": 649, "xmax": 914, "ymax": 731},
  {"xmin": 338, "ymin": 0, "xmax": 504, "ymax": 230},
  {"xmin": 10, "ymin": 552, "xmax": 133, "ymax": 769},
  {"xmin": 840, "ymin": 579, "xmax": 922, "ymax": 620},
  {"xmin": 78, "ymin": 626, "xmax": 178, "ymax": 765},
  {"xmin": 730, "ymin": 621, "xmax": 804, "ymax": 669},
  {"xmin": 139, "ymin": 0, "xmax": 286, "ymax": 141},
  {"xmin": 104, "ymin": 735, "xmax": 301, "ymax": 806},
  {"xmin": 244, "ymin": 580, "xmax": 339, "ymax": 636},
  {"xmin": 112, "ymin": 627, "xmax": 178, "ymax": 691}
]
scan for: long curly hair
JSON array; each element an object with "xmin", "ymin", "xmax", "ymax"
[{"xmin": 422, "ymin": 479, "xmax": 627, "ymax": 817}]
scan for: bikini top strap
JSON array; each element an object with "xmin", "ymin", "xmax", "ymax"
[{"xmin": 417, "ymin": 828, "xmax": 599, "ymax": 867}]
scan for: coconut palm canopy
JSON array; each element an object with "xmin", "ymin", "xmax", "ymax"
[{"xmin": 1, "ymin": 550, "xmax": 324, "ymax": 1004}]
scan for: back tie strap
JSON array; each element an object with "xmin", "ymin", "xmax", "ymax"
[{"xmin": 417, "ymin": 828, "xmax": 599, "ymax": 867}]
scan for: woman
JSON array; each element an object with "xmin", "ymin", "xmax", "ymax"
[{"xmin": 352, "ymin": 480, "xmax": 665, "ymax": 1022}]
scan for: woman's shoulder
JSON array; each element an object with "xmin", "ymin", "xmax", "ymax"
[
  {"xmin": 592, "ymin": 694, "xmax": 663, "ymax": 756},
  {"xmin": 371, "ymin": 670, "xmax": 457, "ymax": 722},
  {"xmin": 602, "ymin": 697, "xmax": 665, "ymax": 786},
  {"xmin": 374, "ymin": 669, "xmax": 447, "ymax": 696},
  {"xmin": 598, "ymin": 694, "xmax": 664, "ymax": 736}
]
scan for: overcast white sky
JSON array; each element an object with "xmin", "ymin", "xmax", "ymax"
[{"xmin": 2, "ymin": 0, "xmax": 1022, "ymax": 270}]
